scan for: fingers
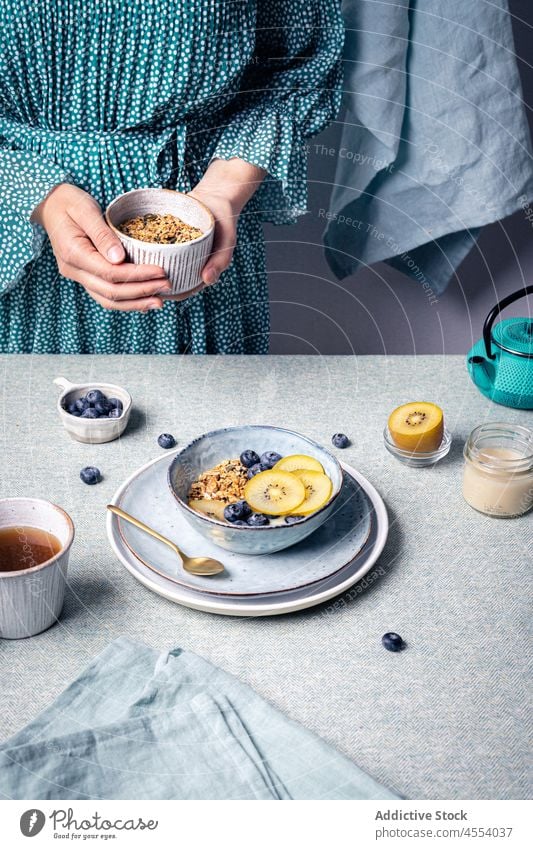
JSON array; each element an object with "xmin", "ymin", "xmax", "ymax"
[
  {"xmin": 201, "ymin": 215, "xmax": 236, "ymax": 286},
  {"xmin": 163, "ymin": 281, "xmax": 205, "ymax": 301},
  {"xmin": 62, "ymin": 233, "xmax": 168, "ymax": 284},
  {"xmin": 91, "ymin": 291, "xmax": 164, "ymax": 312},
  {"xmin": 63, "ymin": 266, "xmax": 168, "ymax": 311},
  {"xmin": 69, "ymin": 195, "xmax": 125, "ymax": 264},
  {"xmin": 44, "ymin": 186, "xmax": 172, "ymax": 312}
]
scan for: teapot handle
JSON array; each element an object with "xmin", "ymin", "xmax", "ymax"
[{"xmin": 483, "ymin": 285, "xmax": 533, "ymax": 359}]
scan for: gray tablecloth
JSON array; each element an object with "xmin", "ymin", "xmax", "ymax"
[{"xmin": 1, "ymin": 355, "xmax": 531, "ymax": 800}]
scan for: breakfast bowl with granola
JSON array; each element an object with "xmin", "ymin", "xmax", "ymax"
[
  {"xmin": 167, "ymin": 425, "xmax": 343, "ymax": 555},
  {"xmin": 105, "ymin": 187, "xmax": 214, "ymax": 296}
]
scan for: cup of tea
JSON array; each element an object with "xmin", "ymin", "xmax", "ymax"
[{"xmin": 0, "ymin": 499, "xmax": 75, "ymax": 639}]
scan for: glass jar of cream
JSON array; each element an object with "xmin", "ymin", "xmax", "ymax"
[{"xmin": 463, "ymin": 423, "xmax": 533, "ymax": 517}]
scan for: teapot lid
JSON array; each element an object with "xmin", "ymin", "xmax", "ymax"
[{"xmin": 492, "ymin": 318, "xmax": 533, "ymax": 357}]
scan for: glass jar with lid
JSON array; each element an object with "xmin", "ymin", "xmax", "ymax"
[{"xmin": 463, "ymin": 423, "xmax": 533, "ymax": 517}]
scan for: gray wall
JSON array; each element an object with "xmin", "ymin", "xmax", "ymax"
[{"xmin": 266, "ymin": 0, "xmax": 533, "ymax": 355}]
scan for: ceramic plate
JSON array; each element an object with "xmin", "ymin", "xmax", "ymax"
[
  {"xmin": 107, "ymin": 455, "xmax": 388, "ymax": 616},
  {"xmin": 113, "ymin": 457, "xmax": 371, "ymax": 596}
]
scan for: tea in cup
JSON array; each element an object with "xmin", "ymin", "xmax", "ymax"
[{"xmin": 0, "ymin": 498, "xmax": 74, "ymax": 639}]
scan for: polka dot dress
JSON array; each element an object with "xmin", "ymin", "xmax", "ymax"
[{"xmin": 0, "ymin": 0, "xmax": 343, "ymax": 354}]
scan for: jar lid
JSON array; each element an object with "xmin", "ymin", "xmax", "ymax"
[{"xmin": 492, "ymin": 318, "xmax": 533, "ymax": 357}]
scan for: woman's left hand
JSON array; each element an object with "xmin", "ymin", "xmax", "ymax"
[{"xmin": 184, "ymin": 158, "xmax": 266, "ymax": 293}]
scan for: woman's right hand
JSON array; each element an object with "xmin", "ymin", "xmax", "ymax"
[{"xmin": 32, "ymin": 184, "xmax": 172, "ymax": 311}]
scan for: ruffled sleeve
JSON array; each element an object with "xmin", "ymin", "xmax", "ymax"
[
  {"xmin": 0, "ymin": 142, "xmax": 72, "ymax": 294},
  {"xmin": 211, "ymin": 0, "xmax": 344, "ymax": 224}
]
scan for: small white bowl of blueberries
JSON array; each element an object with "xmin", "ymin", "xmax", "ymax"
[{"xmin": 54, "ymin": 377, "xmax": 132, "ymax": 444}]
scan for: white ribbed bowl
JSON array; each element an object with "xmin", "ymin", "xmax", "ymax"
[
  {"xmin": 0, "ymin": 499, "xmax": 74, "ymax": 639},
  {"xmin": 105, "ymin": 188, "xmax": 215, "ymax": 296}
]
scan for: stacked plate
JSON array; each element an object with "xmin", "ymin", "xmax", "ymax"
[{"xmin": 106, "ymin": 454, "xmax": 388, "ymax": 616}]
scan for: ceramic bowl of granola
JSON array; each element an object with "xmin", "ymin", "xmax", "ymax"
[
  {"xmin": 105, "ymin": 188, "xmax": 214, "ymax": 296},
  {"xmin": 167, "ymin": 425, "xmax": 343, "ymax": 555}
]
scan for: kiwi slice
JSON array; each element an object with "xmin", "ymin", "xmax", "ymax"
[
  {"xmin": 388, "ymin": 402, "xmax": 444, "ymax": 453},
  {"xmin": 274, "ymin": 454, "xmax": 325, "ymax": 474},
  {"xmin": 188, "ymin": 499, "xmax": 226, "ymax": 521},
  {"xmin": 290, "ymin": 470, "xmax": 333, "ymax": 515},
  {"xmin": 244, "ymin": 470, "xmax": 306, "ymax": 515}
]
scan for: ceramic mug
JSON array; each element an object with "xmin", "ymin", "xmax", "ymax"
[{"xmin": 0, "ymin": 499, "xmax": 75, "ymax": 639}]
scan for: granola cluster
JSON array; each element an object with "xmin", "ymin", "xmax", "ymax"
[
  {"xmin": 118, "ymin": 213, "xmax": 203, "ymax": 244},
  {"xmin": 188, "ymin": 459, "xmax": 248, "ymax": 503}
]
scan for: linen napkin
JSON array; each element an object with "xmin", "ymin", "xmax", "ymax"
[{"xmin": 0, "ymin": 637, "xmax": 400, "ymax": 800}]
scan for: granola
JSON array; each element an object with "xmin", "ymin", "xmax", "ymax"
[
  {"xmin": 118, "ymin": 213, "xmax": 203, "ymax": 244},
  {"xmin": 188, "ymin": 458, "xmax": 248, "ymax": 504}
]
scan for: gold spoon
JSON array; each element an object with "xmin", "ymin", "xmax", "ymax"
[{"xmin": 107, "ymin": 505, "xmax": 225, "ymax": 576}]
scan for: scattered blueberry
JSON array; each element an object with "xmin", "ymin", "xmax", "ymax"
[
  {"xmin": 108, "ymin": 407, "xmax": 122, "ymax": 418},
  {"xmin": 86, "ymin": 389, "xmax": 105, "ymax": 406},
  {"xmin": 260, "ymin": 451, "xmax": 282, "ymax": 469},
  {"xmin": 224, "ymin": 501, "xmax": 252, "ymax": 522},
  {"xmin": 247, "ymin": 513, "xmax": 270, "ymax": 526},
  {"xmin": 231, "ymin": 520, "xmax": 249, "ymax": 526},
  {"xmin": 157, "ymin": 433, "xmax": 176, "ymax": 449},
  {"xmin": 94, "ymin": 399, "xmax": 111, "ymax": 416},
  {"xmin": 80, "ymin": 466, "xmax": 101, "ymax": 485},
  {"xmin": 332, "ymin": 433, "xmax": 350, "ymax": 449},
  {"xmin": 75, "ymin": 397, "xmax": 90, "ymax": 413},
  {"xmin": 107, "ymin": 397, "xmax": 123, "ymax": 411},
  {"xmin": 382, "ymin": 632, "xmax": 405, "ymax": 653},
  {"xmin": 284, "ymin": 515, "xmax": 304, "ymax": 524},
  {"xmin": 240, "ymin": 449, "xmax": 260, "ymax": 468},
  {"xmin": 67, "ymin": 402, "xmax": 81, "ymax": 416},
  {"xmin": 247, "ymin": 462, "xmax": 269, "ymax": 478},
  {"xmin": 81, "ymin": 408, "xmax": 100, "ymax": 418}
]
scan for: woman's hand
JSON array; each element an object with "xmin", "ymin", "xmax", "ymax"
[
  {"xmin": 32, "ymin": 184, "xmax": 172, "ymax": 311},
  {"xmin": 188, "ymin": 158, "xmax": 266, "ymax": 289}
]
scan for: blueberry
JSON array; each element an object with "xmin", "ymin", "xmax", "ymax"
[
  {"xmin": 80, "ymin": 466, "xmax": 101, "ymax": 485},
  {"xmin": 332, "ymin": 433, "xmax": 350, "ymax": 449},
  {"xmin": 81, "ymin": 408, "xmax": 100, "ymax": 418},
  {"xmin": 224, "ymin": 501, "xmax": 252, "ymax": 522},
  {"xmin": 260, "ymin": 451, "xmax": 282, "ymax": 469},
  {"xmin": 231, "ymin": 520, "xmax": 249, "ymax": 526},
  {"xmin": 247, "ymin": 462, "xmax": 269, "ymax": 479},
  {"xmin": 94, "ymin": 399, "xmax": 111, "ymax": 416},
  {"xmin": 86, "ymin": 389, "xmax": 105, "ymax": 406},
  {"xmin": 382, "ymin": 632, "xmax": 405, "ymax": 653},
  {"xmin": 75, "ymin": 397, "xmax": 90, "ymax": 413},
  {"xmin": 284, "ymin": 515, "xmax": 304, "ymax": 524},
  {"xmin": 247, "ymin": 513, "xmax": 270, "ymax": 526},
  {"xmin": 240, "ymin": 449, "xmax": 260, "ymax": 468},
  {"xmin": 157, "ymin": 433, "xmax": 176, "ymax": 449},
  {"xmin": 67, "ymin": 402, "xmax": 81, "ymax": 417},
  {"xmin": 107, "ymin": 397, "xmax": 123, "ymax": 411},
  {"xmin": 108, "ymin": 407, "xmax": 122, "ymax": 418}
]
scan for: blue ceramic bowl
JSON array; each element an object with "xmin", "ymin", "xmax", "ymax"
[{"xmin": 167, "ymin": 425, "xmax": 343, "ymax": 555}]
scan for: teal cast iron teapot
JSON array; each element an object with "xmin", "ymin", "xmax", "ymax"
[{"xmin": 467, "ymin": 285, "xmax": 533, "ymax": 409}]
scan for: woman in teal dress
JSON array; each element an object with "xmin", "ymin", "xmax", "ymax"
[{"xmin": 0, "ymin": 1, "xmax": 343, "ymax": 354}]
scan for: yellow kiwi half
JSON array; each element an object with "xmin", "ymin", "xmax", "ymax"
[
  {"xmin": 188, "ymin": 499, "xmax": 227, "ymax": 521},
  {"xmin": 273, "ymin": 454, "xmax": 324, "ymax": 474},
  {"xmin": 290, "ymin": 470, "xmax": 333, "ymax": 515},
  {"xmin": 244, "ymin": 470, "xmax": 306, "ymax": 515},
  {"xmin": 388, "ymin": 402, "xmax": 444, "ymax": 453}
]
